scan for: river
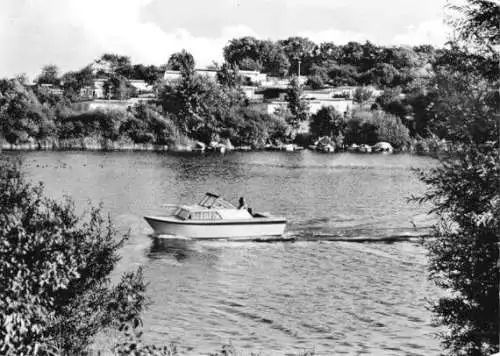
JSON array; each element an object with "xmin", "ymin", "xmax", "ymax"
[{"xmin": 10, "ymin": 150, "xmax": 440, "ymax": 355}]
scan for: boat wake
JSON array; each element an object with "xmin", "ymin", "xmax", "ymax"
[
  {"xmin": 281, "ymin": 231, "xmax": 432, "ymax": 243},
  {"xmin": 147, "ymin": 230, "xmax": 432, "ymax": 245},
  {"xmin": 152, "ymin": 233, "xmax": 192, "ymax": 240}
]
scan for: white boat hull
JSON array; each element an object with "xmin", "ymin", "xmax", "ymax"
[{"xmin": 144, "ymin": 216, "xmax": 286, "ymax": 239}]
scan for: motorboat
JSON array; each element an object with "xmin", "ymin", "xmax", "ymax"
[
  {"xmin": 310, "ymin": 136, "xmax": 336, "ymax": 153},
  {"xmin": 347, "ymin": 143, "xmax": 359, "ymax": 152},
  {"xmin": 372, "ymin": 141, "xmax": 393, "ymax": 153},
  {"xmin": 144, "ymin": 193, "xmax": 287, "ymax": 239}
]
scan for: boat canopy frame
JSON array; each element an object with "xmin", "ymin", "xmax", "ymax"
[{"xmin": 198, "ymin": 193, "xmax": 236, "ymax": 209}]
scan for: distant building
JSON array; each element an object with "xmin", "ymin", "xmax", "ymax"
[
  {"xmin": 306, "ymin": 98, "xmax": 353, "ymax": 115},
  {"xmin": 241, "ymin": 86, "xmax": 264, "ymax": 102},
  {"xmin": 37, "ymin": 83, "xmax": 63, "ymax": 96},
  {"xmin": 77, "ymin": 78, "xmax": 109, "ymax": 99},
  {"xmin": 92, "ymin": 78, "xmax": 107, "ymax": 99},
  {"xmin": 256, "ymin": 87, "xmax": 288, "ymax": 101},
  {"xmin": 367, "ymin": 86, "xmax": 383, "ymax": 98},
  {"xmin": 195, "ymin": 68, "xmax": 218, "ymax": 80},
  {"xmin": 266, "ymin": 98, "xmax": 353, "ymax": 116},
  {"xmin": 239, "ymin": 70, "xmax": 267, "ymax": 86},
  {"xmin": 260, "ymin": 76, "xmax": 307, "ymax": 89},
  {"xmin": 72, "ymin": 98, "xmax": 153, "ymax": 112},
  {"xmin": 331, "ymin": 86, "xmax": 357, "ymax": 99},
  {"xmin": 163, "ymin": 70, "xmax": 182, "ymax": 82},
  {"xmin": 78, "ymin": 86, "xmax": 93, "ymax": 99},
  {"xmin": 163, "ymin": 68, "xmax": 219, "ymax": 81},
  {"xmin": 266, "ymin": 101, "xmax": 288, "ymax": 115},
  {"xmin": 303, "ymin": 88, "xmax": 337, "ymax": 100},
  {"xmin": 129, "ymin": 79, "xmax": 152, "ymax": 92},
  {"xmin": 260, "ymin": 77, "xmax": 289, "ymax": 89},
  {"xmin": 129, "ymin": 79, "xmax": 155, "ymax": 98},
  {"xmin": 162, "ymin": 68, "xmax": 268, "ymax": 86}
]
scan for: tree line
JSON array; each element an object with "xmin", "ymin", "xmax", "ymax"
[
  {"xmin": 223, "ymin": 36, "xmax": 438, "ymax": 90},
  {"xmin": 2, "ymin": 36, "xmax": 492, "ymax": 151}
]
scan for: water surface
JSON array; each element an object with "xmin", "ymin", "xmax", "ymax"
[{"xmin": 12, "ymin": 150, "xmax": 439, "ymax": 355}]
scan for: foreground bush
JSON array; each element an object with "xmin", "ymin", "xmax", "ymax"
[
  {"xmin": 0, "ymin": 158, "xmax": 147, "ymax": 355},
  {"xmin": 415, "ymin": 1, "xmax": 499, "ymax": 353},
  {"xmin": 417, "ymin": 142, "xmax": 499, "ymax": 355}
]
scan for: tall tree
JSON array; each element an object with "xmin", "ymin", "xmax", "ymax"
[
  {"xmin": 309, "ymin": 106, "xmax": 345, "ymax": 139},
  {"xmin": 36, "ymin": 64, "xmax": 60, "ymax": 85},
  {"xmin": 259, "ymin": 40, "xmax": 290, "ymax": 77},
  {"xmin": 97, "ymin": 54, "xmax": 132, "ymax": 76},
  {"xmin": 216, "ymin": 62, "xmax": 242, "ymax": 88},
  {"xmin": 130, "ymin": 64, "xmax": 164, "ymax": 85},
  {"xmin": 61, "ymin": 65, "xmax": 94, "ymax": 100},
  {"xmin": 340, "ymin": 41, "xmax": 364, "ymax": 66},
  {"xmin": 279, "ymin": 36, "xmax": 316, "ymax": 76},
  {"xmin": 103, "ymin": 75, "xmax": 136, "ymax": 100},
  {"xmin": 317, "ymin": 42, "xmax": 342, "ymax": 62},
  {"xmin": 416, "ymin": 1, "xmax": 499, "ymax": 355},
  {"xmin": 167, "ymin": 50, "xmax": 195, "ymax": 76},
  {"xmin": 360, "ymin": 41, "xmax": 381, "ymax": 71},
  {"xmin": 353, "ymin": 87, "xmax": 373, "ymax": 107},
  {"xmin": 448, "ymin": 0, "xmax": 500, "ymax": 52},
  {"xmin": 417, "ymin": 138, "xmax": 498, "ymax": 356},
  {"xmin": 160, "ymin": 71, "xmax": 238, "ymax": 142},
  {"xmin": 286, "ymin": 76, "xmax": 309, "ymax": 131},
  {"xmin": 0, "ymin": 79, "xmax": 55, "ymax": 143},
  {"xmin": 223, "ymin": 37, "xmax": 263, "ymax": 71}
]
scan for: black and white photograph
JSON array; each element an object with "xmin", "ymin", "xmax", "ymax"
[{"xmin": 0, "ymin": 0, "xmax": 498, "ymax": 355}]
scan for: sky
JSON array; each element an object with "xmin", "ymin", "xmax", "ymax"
[{"xmin": 0, "ymin": 0, "xmax": 452, "ymax": 80}]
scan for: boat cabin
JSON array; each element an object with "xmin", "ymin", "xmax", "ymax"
[{"xmin": 173, "ymin": 193, "xmax": 253, "ymax": 221}]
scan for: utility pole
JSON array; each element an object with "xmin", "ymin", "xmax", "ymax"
[{"xmin": 297, "ymin": 59, "xmax": 301, "ymax": 81}]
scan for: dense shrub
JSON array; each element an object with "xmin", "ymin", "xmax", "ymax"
[
  {"xmin": 58, "ymin": 109, "xmax": 128, "ymax": 140},
  {"xmin": 223, "ymin": 107, "xmax": 289, "ymax": 146},
  {"xmin": 344, "ymin": 110, "xmax": 410, "ymax": 148},
  {"xmin": 286, "ymin": 76, "xmax": 309, "ymax": 131},
  {"xmin": 159, "ymin": 72, "xmax": 244, "ymax": 143},
  {"xmin": 343, "ymin": 111, "xmax": 374, "ymax": 145},
  {"xmin": 306, "ymin": 75, "xmax": 325, "ymax": 89},
  {"xmin": 125, "ymin": 103, "xmax": 181, "ymax": 145},
  {"xmin": 417, "ymin": 142, "xmax": 499, "ymax": 355},
  {"xmin": 309, "ymin": 106, "xmax": 345, "ymax": 139},
  {"xmin": 293, "ymin": 132, "xmax": 314, "ymax": 146},
  {"xmin": 0, "ymin": 158, "xmax": 147, "ymax": 354},
  {"xmin": 0, "ymin": 79, "xmax": 57, "ymax": 144},
  {"xmin": 57, "ymin": 105, "xmax": 183, "ymax": 145},
  {"xmin": 371, "ymin": 111, "xmax": 411, "ymax": 148}
]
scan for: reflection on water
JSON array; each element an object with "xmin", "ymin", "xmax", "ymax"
[
  {"xmin": 148, "ymin": 237, "xmax": 197, "ymax": 262},
  {"xmin": 12, "ymin": 150, "xmax": 439, "ymax": 355}
]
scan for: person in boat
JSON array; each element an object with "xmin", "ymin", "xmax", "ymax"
[
  {"xmin": 238, "ymin": 197, "xmax": 247, "ymax": 210},
  {"xmin": 238, "ymin": 196, "xmax": 255, "ymax": 216}
]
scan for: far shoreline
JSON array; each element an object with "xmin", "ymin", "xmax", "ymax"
[{"xmin": 0, "ymin": 141, "xmax": 442, "ymax": 158}]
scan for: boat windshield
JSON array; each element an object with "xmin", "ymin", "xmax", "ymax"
[{"xmin": 198, "ymin": 193, "xmax": 235, "ymax": 209}]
